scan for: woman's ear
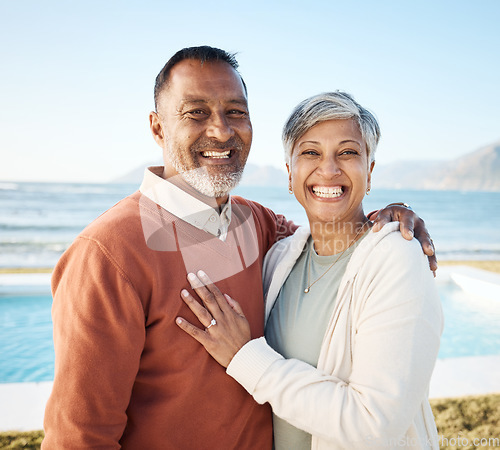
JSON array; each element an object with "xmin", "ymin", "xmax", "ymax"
[
  {"xmin": 286, "ymin": 163, "xmax": 293, "ymax": 194},
  {"xmin": 367, "ymin": 160, "xmax": 375, "ymax": 190}
]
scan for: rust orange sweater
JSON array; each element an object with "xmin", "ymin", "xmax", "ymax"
[{"xmin": 43, "ymin": 191, "xmax": 295, "ymax": 449}]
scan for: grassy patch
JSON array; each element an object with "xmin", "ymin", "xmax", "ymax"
[
  {"xmin": 439, "ymin": 260, "xmax": 500, "ymax": 275},
  {"xmin": 1, "ymin": 394, "xmax": 498, "ymax": 449},
  {"xmin": 0, "ymin": 431, "xmax": 44, "ymax": 449},
  {"xmin": 430, "ymin": 394, "xmax": 500, "ymax": 449},
  {"xmin": 0, "ymin": 261, "xmax": 495, "ymax": 276},
  {"xmin": 0, "ymin": 268, "xmax": 52, "ymax": 274},
  {"xmin": 1, "ymin": 262, "xmax": 499, "ymax": 276}
]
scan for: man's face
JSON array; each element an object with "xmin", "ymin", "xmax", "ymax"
[{"xmin": 150, "ymin": 59, "xmax": 252, "ymax": 200}]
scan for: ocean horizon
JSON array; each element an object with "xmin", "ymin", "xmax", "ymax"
[{"xmin": 1, "ymin": 181, "xmax": 499, "ymax": 269}]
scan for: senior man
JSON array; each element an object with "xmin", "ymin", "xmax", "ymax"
[{"xmin": 42, "ymin": 46, "xmax": 435, "ymax": 449}]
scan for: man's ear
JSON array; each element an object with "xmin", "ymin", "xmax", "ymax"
[{"xmin": 149, "ymin": 111, "xmax": 165, "ymax": 148}]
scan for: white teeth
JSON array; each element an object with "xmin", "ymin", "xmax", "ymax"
[
  {"xmin": 201, "ymin": 150, "xmax": 231, "ymax": 158},
  {"xmin": 312, "ymin": 186, "xmax": 343, "ymax": 198}
]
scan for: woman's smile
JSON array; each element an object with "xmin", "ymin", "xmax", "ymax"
[{"xmin": 310, "ymin": 185, "xmax": 344, "ymax": 199}]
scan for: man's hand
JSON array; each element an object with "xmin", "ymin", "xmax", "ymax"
[{"xmin": 371, "ymin": 204, "xmax": 437, "ymax": 274}]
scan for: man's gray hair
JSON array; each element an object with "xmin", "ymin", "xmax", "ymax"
[
  {"xmin": 154, "ymin": 46, "xmax": 246, "ymax": 111},
  {"xmin": 282, "ymin": 92, "xmax": 381, "ymax": 164}
]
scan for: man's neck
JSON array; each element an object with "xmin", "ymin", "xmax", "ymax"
[{"xmin": 161, "ymin": 167, "xmax": 228, "ymax": 209}]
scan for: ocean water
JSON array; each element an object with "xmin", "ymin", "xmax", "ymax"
[
  {"xmin": 0, "ymin": 182, "xmax": 137, "ymax": 268},
  {"xmin": 1, "ymin": 181, "xmax": 499, "ymax": 268}
]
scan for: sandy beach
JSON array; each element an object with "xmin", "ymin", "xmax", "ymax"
[{"xmin": 1, "ymin": 261, "xmax": 499, "ymax": 433}]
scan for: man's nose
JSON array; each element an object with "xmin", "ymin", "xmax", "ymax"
[{"xmin": 206, "ymin": 113, "xmax": 235, "ymax": 142}]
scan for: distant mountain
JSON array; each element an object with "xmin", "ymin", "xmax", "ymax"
[
  {"xmin": 114, "ymin": 140, "xmax": 500, "ymax": 191},
  {"xmin": 113, "ymin": 164, "xmax": 153, "ymax": 184},
  {"xmin": 238, "ymin": 163, "xmax": 288, "ymax": 186},
  {"xmin": 112, "ymin": 161, "xmax": 288, "ymax": 186},
  {"xmin": 373, "ymin": 140, "xmax": 500, "ymax": 191}
]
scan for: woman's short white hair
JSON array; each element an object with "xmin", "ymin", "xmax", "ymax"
[{"xmin": 282, "ymin": 91, "xmax": 381, "ymax": 165}]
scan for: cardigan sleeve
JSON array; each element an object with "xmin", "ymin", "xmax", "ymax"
[
  {"xmin": 42, "ymin": 236, "xmax": 146, "ymax": 449},
  {"xmin": 227, "ymin": 233, "xmax": 443, "ymax": 448}
]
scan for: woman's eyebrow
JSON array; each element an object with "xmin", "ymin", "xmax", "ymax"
[
  {"xmin": 298, "ymin": 139, "xmax": 361, "ymax": 146},
  {"xmin": 338, "ymin": 139, "xmax": 361, "ymax": 145},
  {"xmin": 298, "ymin": 140, "xmax": 321, "ymax": 146}
]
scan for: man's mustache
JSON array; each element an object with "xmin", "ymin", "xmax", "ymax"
[{"xmin": 191, "ymin": 136, "xmax": 244, "ymax": 152}]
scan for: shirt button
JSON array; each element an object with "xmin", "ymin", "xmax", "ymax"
[{"xmin": 209, "ymin": 215, "xmax": 217, "ymax": 222}]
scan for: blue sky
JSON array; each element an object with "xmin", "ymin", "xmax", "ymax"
[{"xmin": 1, "ymin": 0, "xmax": 499, "ymax": 182}]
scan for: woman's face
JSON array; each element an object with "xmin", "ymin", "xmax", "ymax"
[{"xmin": 287, "ymin": 119, "xmax": 374, "ymax": 227}]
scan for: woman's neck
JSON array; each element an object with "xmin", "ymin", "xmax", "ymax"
[{"xmin": 309, "ymin": 214, "xmax": 371, "ymax": 256}]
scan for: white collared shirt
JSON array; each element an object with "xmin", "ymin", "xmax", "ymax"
[{"xmin": 139, "ymin": 166, "xmax": 232, "ymax": 241}]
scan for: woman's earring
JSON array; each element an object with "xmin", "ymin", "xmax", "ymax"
[
  {"xmin": 288, "ymin": 183, "xmax": 293, "ymax": 194},
  {"xmin": 366, "ymin": 187, "xmax": 371, "ymax": 195}
]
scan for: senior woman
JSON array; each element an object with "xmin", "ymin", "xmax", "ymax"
[{"xmin": 176, "ymin": 92, "xmax": 443, "ymax": 449}]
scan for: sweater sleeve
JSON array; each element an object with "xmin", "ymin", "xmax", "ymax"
[
  {"xmin": 232, "ymin": 196, "xmax": 299, "ymax": 251},
  {"xmin": 227, "ymin": 233, "xmax": 443, "ymax": 448},
  {"xmin": 42, "ymin": 236, "xmax": 146, "ymax": 449}
]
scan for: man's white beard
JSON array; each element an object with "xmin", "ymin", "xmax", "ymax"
[
  {"xmin": 179, "ymin": 166, "xmax": 243, "ymax": 198},
  {"xmin": 164, "ymin": 148, "xmax": 243, "ymax": 198}
]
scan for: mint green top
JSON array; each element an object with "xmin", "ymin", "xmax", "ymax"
[{"xmin": 265, "ymin": 231, "xmax": 369, "ymax": 450}]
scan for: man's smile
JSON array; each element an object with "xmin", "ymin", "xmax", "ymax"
[{"xmin": 201, "ymin": 150, "xmax": 232, "ymax": 159}]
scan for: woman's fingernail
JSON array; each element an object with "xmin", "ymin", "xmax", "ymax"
[
  {"xmin": 197, "ymin": 270, "xmax": 207, "ymax": 279},
  {"xmin": 187, "ymin": 272, "xmax": 203, "ymax": 288},
  {"xmin": 181, "ymin": 289, "xmax": 189, "ymax": 297}
]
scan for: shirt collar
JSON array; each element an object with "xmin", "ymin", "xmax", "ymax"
[{"xmin": 139, "ymin": 166, "xmax": 232, "ymax": 241}]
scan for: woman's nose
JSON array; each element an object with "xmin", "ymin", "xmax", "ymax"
[{"xmin": 317, "ymin": 156, "xmax": 341, "ymax": 177}]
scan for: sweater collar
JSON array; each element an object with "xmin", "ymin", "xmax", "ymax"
[{"xmin": 139, "ymin": 166, "xmax": 232, "ymax": 241}]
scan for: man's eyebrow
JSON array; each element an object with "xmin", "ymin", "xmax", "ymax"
[
  {"xmin": 179, "ymin": 98, "xmax": 209, "ymax": 106},
  {"xmin": 179, "ymin": 97, "xmax": 248, "ymax": 106},
  {"xmin": 227, "ymin": 98, "xmax": 248, "ymax": 105}
]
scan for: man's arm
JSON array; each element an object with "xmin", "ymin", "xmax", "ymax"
[
  {"xmin": 368, "ymin": 203, "xmax": 437, "ymax": 273},
  {"xmin": 243, "ymin": 196, "xmax": 436, "ymax": 272},
  {"xmin": 42, "ymin": 238, "xmax": 145, "ymax": 449}
]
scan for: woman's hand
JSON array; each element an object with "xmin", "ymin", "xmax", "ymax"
[
  {"xmin": 176, "ymin": 270, "xmax": 251, "ymax": 368},
  {"xmin": 370, "ymin": 204, "xmax": 437, "ymax": 274}
]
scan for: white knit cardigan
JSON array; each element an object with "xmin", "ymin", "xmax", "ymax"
[{"xmin": 227, "ymin": 223, "xmax": 443, "ymax": 449}]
